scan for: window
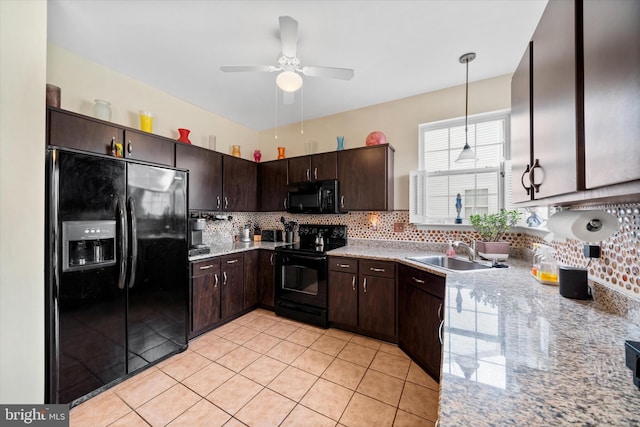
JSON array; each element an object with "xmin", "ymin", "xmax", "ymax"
[{"xmin": 410, "ymin": 110, "xmax": 510, "ymax": 224}]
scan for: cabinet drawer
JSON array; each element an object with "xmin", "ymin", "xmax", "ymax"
[
  {"xmin": 191, "ymin": 258, "xmax": 219, "ymax": 277},
  {"xmin": 221, "ymin": 253, "xmax": 243, "ymax": 265},
  {"xmin": 329, "ymin": 257, "xmax": 358, "ymax": 273},
  {"xmin": 360, "ymin": 260, "xmax": 395, "ymax": 278},
  {"xmin": 400, "ymin": 265, "xmax": 445, "ymax": 299}
]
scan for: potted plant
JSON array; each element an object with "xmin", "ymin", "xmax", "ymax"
[{"xmin": 469, "ymin": 210, "xmax": 522, "ymax": 260}]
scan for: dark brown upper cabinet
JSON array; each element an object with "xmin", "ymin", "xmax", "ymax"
[
  {"xmin": 511, "ymin": 0, "xmax": 640, "ymax": 205},
  {"xmin": 175, "ymin": 144, "xmax": 222, "ymax": 211},
  {"xmin": 259, "ymin": 159, "xmax": 288, "ymax": 212},
  {"xmin": 582, "ymin": 0, "xmax": 640, "ymax": 189},
  {"xmin": 223, "ymin": 155, "xmax": 257, "ymax": 212},
  {"xmin": 337, "ymin": 144, "xmax": 394, "ymax": 211},
  {"xmin": 123, "ymin": 129, "xmax": 175, "ymax": 166},
  {"xmin": 288, "ymin": 152, "xmax": 337, "ymax": 183},
  {"xmin": 48, "ymin": 108, "xmax": 124, "ymax": 157}
]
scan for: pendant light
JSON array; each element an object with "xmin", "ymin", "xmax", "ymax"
[{"xmin": 456, "ymin": 52, "xmax": 477, "ymax": 162}]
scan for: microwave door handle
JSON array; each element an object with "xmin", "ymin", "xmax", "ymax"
[
  {"xmin": 116, "ymin": 196, "xmax": 128, "ymax": 290},
  {"xmin": 127, "ymin": 196, "xmax": 138, "ymax": 289}
]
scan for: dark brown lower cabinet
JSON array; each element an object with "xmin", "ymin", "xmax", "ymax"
[
  {"xmin": 328, "ymin": 257, "xmax": 396, "ymax": 342},
  {"xmin": 258, "ymin": 250, "xmax": 275, "ymax": 309},
  {"xmin": 243, "ymin": 250, "xmax": 259, "ymax": 309},
  {"xmin": 221, "ymin": 254, "xmax": 244, "ymax": 319},
  {"xmin": 398, "ymin": 264, "xmax": 445, "ymax": 382},
  {"xmin": 190, "ymin": 259, "xmax": 221, "ymax": 338}
]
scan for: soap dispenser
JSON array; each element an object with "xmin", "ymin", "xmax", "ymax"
[{"xmin": 446, "ymin": 240, "xmax": 456, "ymax": 257}]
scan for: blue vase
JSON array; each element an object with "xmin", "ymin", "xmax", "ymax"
[{"xmin": 337, "ymin": 136, "xmax": 344, "ymax": 150}]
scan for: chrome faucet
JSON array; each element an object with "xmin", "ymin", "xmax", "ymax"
[{"xmin": 453, "ymin": 240, "xmax": 476, "ymax": 261}]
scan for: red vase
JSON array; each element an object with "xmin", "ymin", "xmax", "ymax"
[
  {"xmin": 177, "ymin": 128, "xmax": 191, "ymax": 144},
  {"xmin": 253, "ymin": 150, "xmax": 262, "ymax": 162}
]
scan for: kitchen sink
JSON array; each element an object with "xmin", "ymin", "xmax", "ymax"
[{"xmin": 406, "ymin": 255, "xmax": 492, "ymax": 271}]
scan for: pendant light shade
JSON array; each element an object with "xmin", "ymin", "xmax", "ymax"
[
  {"xmin": 276, "ymin": 70, "xmax": 303, "ymax": 92},
  {"xmin": 455, "ymin": 52, "xmax": 477, "ymax": 163}
]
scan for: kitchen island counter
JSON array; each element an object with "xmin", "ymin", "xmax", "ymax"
[{"xmin": 328, "ymin": 240, "xmax": 640, "ymax": 426}]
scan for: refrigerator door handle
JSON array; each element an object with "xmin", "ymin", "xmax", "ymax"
[
  {"xmin": 127, "ymin": 196, "xmax": 138, "ymax": 289},
  {"xmin": 117, "ymin": 196, "xmax": 128, "ymax": 290}
]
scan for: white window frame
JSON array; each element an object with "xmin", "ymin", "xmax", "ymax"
[{"xmin": 411, "ymin": 110, "xmax": 511, "ymax": 225}]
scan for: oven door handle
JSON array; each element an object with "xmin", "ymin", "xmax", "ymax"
[{"xmin": 277, "ymin": 253, "xmax": 327, "ymax": 262}]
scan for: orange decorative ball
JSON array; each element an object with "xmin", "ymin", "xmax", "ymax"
[{"xmin": 366, "ymin": 131, "xmax": 387, "ymax": 146}]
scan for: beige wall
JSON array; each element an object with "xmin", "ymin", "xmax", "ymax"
[
  {"xmin": 258, "ymin": 75, "xmax": 512, "ymax": 210},
  {"xmin": 0, "ymin": 0, "xmax": 47, "ymax": 403},
  {"xmin": 47, "ymin": 44, "xmax": 259, "ymax": 159}
]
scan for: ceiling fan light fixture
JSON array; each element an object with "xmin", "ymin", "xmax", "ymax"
[{"xmin": 276, "ymin": 70, "xmax": 302, "ymax": 92}]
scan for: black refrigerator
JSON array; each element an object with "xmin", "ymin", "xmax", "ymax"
[{"xmin": 45, "ymin": 148, "xmax": 189, "ymax": 405}]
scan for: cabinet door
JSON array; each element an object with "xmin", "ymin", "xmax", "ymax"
[
  {"xmin": 191, "ymin": 260, "xmax": 221, "ymax": 336},
  {"xmin": 243, "ymin": 250, "xmax": 259, "ymax": 310},
  {"xmin": 583, "ymin": 0, "xmax": 640, "ymax": 188},
  {"xmin": 288, "ymin": 156, "xmax": 311, "ymax": 183},
  {"xmin": 259, "ymin": 160, "xmax": 288, "ymax": 212},
  {"xmin": 258, "ymin": 250, "xmax": 275, "ymax": 309},
  {"xmin": 511, "ymin": 42, "xmax": 534, "ymax": 203},
  {"xmin": 48, "ymin": 109, "xmax": 123, "ymax": 156},
  {"xmin": 123, "ymin": 130, "xmax": 175, "ymax": 166},
  {"xmin": 223, "ymin": 155, "xmax": 257, "ymax": 212},
  {"xmin": 358, "ymin": 275, "xmax": 395, "ymax": 339},
  {"xmin": 221, "ymin": 254, "xmax": 244, "ymax": 319},
  {"xmin": 337, "ymin": 145, "xmax": 394, "ymax": 211},
  {"xmin": 531, "ymin": 0, "xmax": 580, "ymax": 198},
  {"xmin": 328, "ymin": 270, "xmax": 358, "ymax": 327},
  {"xmin": 311, "ymin": 152, "xmax": 337, "ymax": 181},
  {"xmin": 176, "ymin": 144, "xmax": 223, "ymax": 211}
]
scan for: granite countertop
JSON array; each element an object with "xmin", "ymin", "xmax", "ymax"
[
  {"xmin": 329, "ymin": 240, "xmax": 640, "ymax": 426},
  {"xmin": 189, "ymin": 238, "xmax": 640, "ymax": 424},
  {"xmin": 189, "ymin": 241, "xmax": 281, "ymax": 261}
]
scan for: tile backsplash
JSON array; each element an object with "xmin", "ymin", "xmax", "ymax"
[{"xmin": 197, "ymin": 202, "xmax": 640, "ymax": 303}]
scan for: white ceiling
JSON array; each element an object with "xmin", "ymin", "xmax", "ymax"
[{"xmin": 47, "ymin": 0, "xmax": 548, "ymax": 131}]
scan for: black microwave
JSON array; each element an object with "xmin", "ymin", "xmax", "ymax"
[{"xmin": 287, "ymin": 179, "xmax": 341, "ymax": 214}]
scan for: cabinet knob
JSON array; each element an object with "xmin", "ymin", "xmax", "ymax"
[{"xmin": 127, "ymin": 140, "xmax": 132, "ymax": 154}]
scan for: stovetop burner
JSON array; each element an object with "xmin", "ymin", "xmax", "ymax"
[{"xmin": 275, "ymin": 224, "xmax": 348, "ymax": 255}]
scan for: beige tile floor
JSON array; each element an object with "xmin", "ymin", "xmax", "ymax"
[{"xmin": 70, "ymin": 309, "xmax": 439, "ymax": 427}]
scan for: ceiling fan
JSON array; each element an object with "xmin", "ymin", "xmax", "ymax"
[{"xmin": 220, "ymin": 16, "xmax": 355, "ymax": 93}]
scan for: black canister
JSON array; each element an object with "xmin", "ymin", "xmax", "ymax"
[{"xmin": 559, "ymin": 267, "xmax": 591, "ymax": 299}]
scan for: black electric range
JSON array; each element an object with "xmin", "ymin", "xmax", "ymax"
[{"xmin": 274, "ymin": 224, "xmax": 347, "ymax": 327}]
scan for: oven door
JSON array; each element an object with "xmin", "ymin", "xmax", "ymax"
[{"xmin": 275, "ymin": 252, "xmax": 328, "ymax": 309}]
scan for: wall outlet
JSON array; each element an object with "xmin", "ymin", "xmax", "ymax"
[
  {"xmin": 583, "ymin": 244, "xmax": 601, "ymax": 258},
  {"xmin": 394, "ymin": 222, "xmax": 405, "ymax": 233}
]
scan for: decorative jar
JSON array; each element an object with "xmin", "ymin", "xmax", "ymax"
[
  {"xmin": 93, "ymin": 99, "xmax": 112, "ymax": 121},
  {"xmin": 277, "ymin": 146, "xmax": 286, "ymax": 159},
  {"xmin": 253, "ymin": 150, "xmax": 262, "ymax": 162},
  {"xmin": 232, "ymin": 145, "xmax": 241, "ymax": 157}
]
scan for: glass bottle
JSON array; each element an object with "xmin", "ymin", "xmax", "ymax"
[{"xmin": 231, "ymin": 145, "xmax": 241, "ymax": 157}]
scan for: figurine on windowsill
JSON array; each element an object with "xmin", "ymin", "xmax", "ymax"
[{"xmin": 455, "ymin": 193, "xmax": 463, "ymax": 224}]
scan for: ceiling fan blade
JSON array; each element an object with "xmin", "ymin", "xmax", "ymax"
[
  {"xmin": 301, "ymin": 66, "xmax": 355, "ymax": 80},
  {"xmin": 279, "ymin": 16, "xmax": 298, "ymax": 58},
  {"xmin": 220, "ymin": 65, "xmax": 276, "ymax": 73}
]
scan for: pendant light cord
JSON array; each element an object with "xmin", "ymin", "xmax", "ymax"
[
  {"xmin": 464, "ymin": 58, "xmax": 469, "ymax": 146},
  {"xmin": 274, "ymin": 84, "xmax": 278, "ymax": 141}
]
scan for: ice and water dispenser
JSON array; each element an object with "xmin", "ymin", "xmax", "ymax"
[{"xmin": 62, "ymin": 220, "xmax": 116, "ymax": 271}]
